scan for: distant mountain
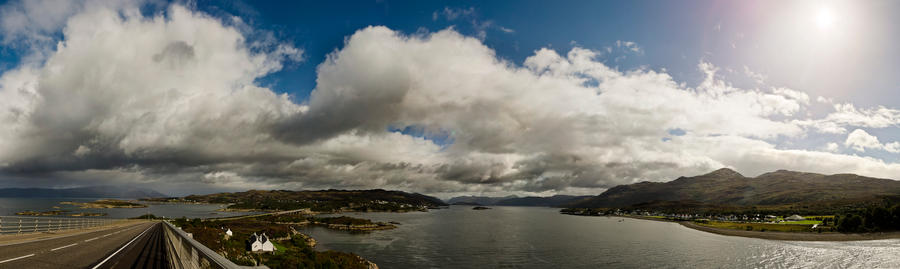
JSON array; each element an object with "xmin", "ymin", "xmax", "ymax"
[
  {"xmin": 447, "ymin": 195, "xmax": 517, "ymax": 206},
  {"xmin": 495, "ymin": 195, "xmax": 593, "ymax": 207},
  {"xmin": 0, "ymin": 186, "xmax": 167, "ymax": 199},
  {"xmin": 567, "ymin": 168, "xmax": 900, "ymax": 209},
  {"xmin": 447, "ymin": 195, "xmax": 591, "ymax": 207}
]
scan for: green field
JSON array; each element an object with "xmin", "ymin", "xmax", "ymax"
[
  {"xmin": 696, "ymin": 221, "xmax": 819, "ymax": 232},
  {"xmin": 782, "ymin": 220, "xmax": 822, "ymax": 225}
]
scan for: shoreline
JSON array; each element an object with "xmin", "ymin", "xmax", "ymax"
[{"xmin": 619, "ymin": 215, "xmax": 900, "ymax": 241}]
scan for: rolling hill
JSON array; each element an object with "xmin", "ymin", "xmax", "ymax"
[
  {"xmin": 178, "ymin": 189, "xmax": 447, "ymax": 212},
  {"xmin": 568, "ymin": 168, "xmax": 900, "ymax": 210}
]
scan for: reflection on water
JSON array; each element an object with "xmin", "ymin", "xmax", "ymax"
[
  {"xmin": 301, "ymin": 206, "xmax": 900, "ymax": 269},
  {"xmin": 0, "ymin": 198, "xmax": 258, "ymax": 219}
]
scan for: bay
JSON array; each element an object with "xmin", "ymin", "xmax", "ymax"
[{"xmin": 301, "ymin": 206, "xmax": 900, "ymax": 269}]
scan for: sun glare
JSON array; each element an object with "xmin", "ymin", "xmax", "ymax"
[{"xmin": 816, "ymin": 7, "xmax": 835, "ymax": 30}]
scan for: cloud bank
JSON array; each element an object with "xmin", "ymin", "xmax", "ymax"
[{"xmin": 2, "ymin": 2, "xmax": 900, "ymax": 197}]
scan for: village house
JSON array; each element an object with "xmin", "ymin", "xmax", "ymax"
[{"xmin": 247, "ymin": 233, "xmax": 277, "ymax": 252}]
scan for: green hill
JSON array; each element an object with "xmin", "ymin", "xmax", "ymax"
[
  {"xmin": 173, "ymin": 189, "xmax": 447, "ymax": 212},
  {"xmin": 568, "ymin": 168, "xmax": 900, "ymax": 212}
]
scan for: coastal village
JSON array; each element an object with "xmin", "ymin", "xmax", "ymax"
[{"xmin": 562, "ymin": 208, "xmax": 834, "ymax": 233}]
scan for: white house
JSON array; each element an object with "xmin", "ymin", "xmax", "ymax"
[
  {"xmin": 247, "ymin": 232, "xmax": 276, "ymax": 252},
  {"xmin": 786, "ymin": 215, "xmax": 805, "ymax": 221},
  {"xmin": 260, "ymin": 233, "xmax": 275, "ymax": 252},
  {"xmin": 225, "ymin": 228, "xmax": 233, "ymax": 236}
]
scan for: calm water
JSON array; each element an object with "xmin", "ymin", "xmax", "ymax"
[
  {"xmin": 300, "ymin": 206, "xmax": 900, "ymax": 269},
  {"xmin": 0, "ymin": 198, "xmax": 258, "ymax": 219}
]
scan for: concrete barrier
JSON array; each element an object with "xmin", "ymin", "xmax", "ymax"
[{"xmin": 162, "ymin": 221, "xmax": 267, "ymax": 269}]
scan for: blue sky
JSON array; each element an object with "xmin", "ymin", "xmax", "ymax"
[
  {"xmin": 181, "ymin": 0, "xmax": 900, "ymax": 109},
  {"xmin": 2, "ymin": 0, "xmax": 900, "ymax": 196},
  {"xmin": 211, "ymin": 0, "xmax": 900, "ymax": 161}
]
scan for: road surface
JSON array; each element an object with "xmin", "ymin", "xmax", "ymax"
[{"xmin": 0, "ymin": 221, "xmax": 169, "ymax": 269}]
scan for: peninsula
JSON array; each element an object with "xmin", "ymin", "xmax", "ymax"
[
  {"xmin": 151, "ymin": 189, "xmax": 447, "ymax": 213},
  {"xmin": 60, "ymin": 199, "xmax": 147, "ymax": 208}
]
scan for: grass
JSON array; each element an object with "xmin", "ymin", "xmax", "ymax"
[
  {"xmin": 782, "ymin": 220, "xmax": 822, "ymax": 225},
  {"xmin": 696, "ymin": 221, "xmax": 817, "ymax": 232},
  {"xmin": 271, "ymin": 241, "xmax": 287, "ymax": 255}
]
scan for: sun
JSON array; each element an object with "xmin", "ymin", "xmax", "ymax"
[{"xmin": 815, "ymin": 7, "xmax": 835, "ymax": 30}]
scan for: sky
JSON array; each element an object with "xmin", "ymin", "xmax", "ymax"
[{"xmin": 2, "ymin": 0, "xmax": 900, "ymax": 198}]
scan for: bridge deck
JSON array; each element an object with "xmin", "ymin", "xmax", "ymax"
[{"xmin": 0, "ymin": 221, "xmax": 165, "ymax": 269}]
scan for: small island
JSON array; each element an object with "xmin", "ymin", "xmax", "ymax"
[
  {"xmin": 60, "ymin": 199, "xmax": 147, "ymax": 208},
  {"xmin": 17, "ymin": 210, "xmax": 107, "ymax": 217},
  {"xmin": 17, "ymin": 210, "xmax": 69, "ymax": 216},
  {"xmin": 472, "ymin": 206, "xmax": 491, "ymax": 210},
  {"xmin": 259, "ymin": 214, "xmax": 397, "ymax": 232}
]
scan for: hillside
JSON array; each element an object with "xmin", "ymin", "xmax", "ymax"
[
  {"xmin": 0, "ymin": 186, "xmax": 166, "ymax": 198},
  {"xmin": 178, "ymin": 189, "xmax": 447, "ymax": 212},
  {"xmin": 447, "ymin": 195, "xmax": 591, "ymax": 207},
  {"xmin": 494, "ymin": 195, "xmax": 593, "ymax": 207},
  {"xmin": 568, "ymin": 168, "xmax": 900, "ymax": 211}
]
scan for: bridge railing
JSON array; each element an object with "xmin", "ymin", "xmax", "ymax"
[
  {"xmin": 162, "ymin": 221, "xmax": 267, "ymax": 269},
  {"xmin": 0, "ymin": 216, "xmax": 117, "ymax": 235}
]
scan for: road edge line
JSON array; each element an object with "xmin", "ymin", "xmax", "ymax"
[
  {"xmin": 91, "ymin": 223, "xmax": 154, "ymax": 269},
  {"xmin": 50, "ymin": 243, "xmax": 78, "ymax": 251}
]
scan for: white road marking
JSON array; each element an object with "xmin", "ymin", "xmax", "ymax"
[
  {"xmin": 91, "ymin": 224, "xmax": 154, "ymax": 269},
  {"xmin": 0, "ymin": 254, "xmax": 35, "ymax": 264},
  {"xmin": 85, "ymin": 237, "xmax": 100, "ymax": 242},
  {"xmin": 51, "ymin": 243, "xmax": 78, "ymax": 251}
]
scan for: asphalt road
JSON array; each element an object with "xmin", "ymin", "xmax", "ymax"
[
  {"xmin": 0, "ymin": 221, "xmax": 163, "ymax": 269},
  {"xmin": 93, "ymin": 222, "xmax": 168, "ymax": 269}
]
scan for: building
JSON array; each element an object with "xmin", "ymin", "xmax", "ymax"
[
  {"xmin": 247, "ymin": 232, "xmax": 276, "ymax": 252},
  {"xmin": 225, "ymin": 228, "xmax": 233, "ymax": 236},
  {"xmin": 786, "ymin": 215, "xmax": 805, "ymax": 221}
]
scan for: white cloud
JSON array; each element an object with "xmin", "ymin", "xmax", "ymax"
[
  {"xmin": 843, "ymin": 129, "xmax": 900, "ymax": 153},
  {"xmin": 772, "ymin": 87, "xmax": 809, "ymax": 105},
  {"xmin": 743, "ymin": 66, "xmax": 767, "ymax": 84},
  {"xmin": 824, "ymin": 142, "xmax": 840, "ymax": 152},
  {"xmin": 433, "ymin": 7, "xmax": 475, "ymax": 21},
  {"xmin": 887, "ymin": 142, "xmax": 900, "ymax": 153},
  {"xmin": 845, "ymin": 129, "xmax": 882, "ymax": 152},
  {"xmin": 616, "ymin": 40, "xmax": 643, "ymax": 54},
  {"xmin": 432, "ymin": 7, "xmax": 513, "ymax": 39},
  {"xmin": 801, "ymin": 103, "xmax": 900, "ymax": 134}
]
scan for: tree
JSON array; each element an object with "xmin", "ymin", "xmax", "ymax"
[{"xmin": 837, "ymin": 214, "xmax": 862, "ymax": 233}]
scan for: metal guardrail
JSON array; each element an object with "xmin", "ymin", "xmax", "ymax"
[
  {"xmin": 0, "ymin": 216, "xmax": 117, "ymax": 235},
  {"xmin": 162, "ymin": 221, "xmax": 266, "ymax": 269}
]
